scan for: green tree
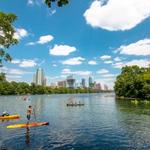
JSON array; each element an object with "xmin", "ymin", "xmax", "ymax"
[
  {"xmin": 45, "ymin": 0, "xmax": 69, "ymax": 7},
  {"xmin": 0, "ymin": 12, "xmax": 18, "ymax": 66},
  {"xmin": 0, "ymin": 72, "xmax": 6, "ymax": 81},
  {"xmin": 115, "ymin": 65, "xmax": 150, "ymax": 100}
]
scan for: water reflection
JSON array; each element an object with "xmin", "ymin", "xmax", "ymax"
[
  {"xmin": 25, "ymin": 127, "xmax": 30, "ymax": 145},
  {"xmin": 0, "ymin": 94, "xmax": 150, "ymax": 150}
]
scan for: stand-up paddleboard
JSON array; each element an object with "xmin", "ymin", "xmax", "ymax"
[
  {"xmin": 0, "ymin": 114, "xmax": 20, "ymax": 120},
  {"xmin": 7, "ymin": 122, "xmax": 49, "ymax": 129}
]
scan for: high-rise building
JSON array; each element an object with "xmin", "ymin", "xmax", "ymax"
[
  {"xmin": 104, "ymin": 84, "xmax": 109, "ymax": 91},
  {"xmin": 89, "ymin": 76, "xmax": 93, "ymax": 88},
  {"xmin": 81, "ymin": 78, "xmax": 86, "ymax": 88},
  {"xmin": 94, "ymin": 83, "xmax": 102, "ymax": 90},
  {"xmin": 34, "ymin": 68, "xmax": 46, "ymax": 86},
  {"xmin": 33, "ymin": 73, "xmax": 36, "ymax": 83},
  {"xmin": 66, "ymin": 75, "xmax": 75, "ymax": 89},
  {"xmin": 57, "ymin": 80, "xmax": 66, "ymax": 88}
]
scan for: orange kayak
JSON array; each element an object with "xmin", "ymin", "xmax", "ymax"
[
  {"xmin": 0, "ymin": 114, "xmax": 20, "ymax": 120},
  {"xmin": 7, "ymin": 122, "xmax": 49, "ymax": 129}
]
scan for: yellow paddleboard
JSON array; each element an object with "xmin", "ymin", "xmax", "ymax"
[{"xmin": 0, "ymin": 114, "xmax": 20, "ymax": 120}]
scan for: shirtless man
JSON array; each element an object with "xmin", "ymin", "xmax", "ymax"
[{"xmin": 26, "ymin": 106, "xmax": 33, "ymax": 122}]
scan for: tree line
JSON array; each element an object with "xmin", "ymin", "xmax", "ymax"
[
  {"xmin": 0, "ymin": 73, "xmax": 111, "ymax": 95},
  {"xmin": 114, "ymin": 66, "xmax": 150, "ymax": 100}
]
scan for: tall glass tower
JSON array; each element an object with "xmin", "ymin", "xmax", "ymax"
[
  {"xmin": 81, "ymin": 78, "xmax": 86, "ymax": 88},
  {"xmin": 89, "ymin": 76, "xmax": 93, "ymax": 88},
  {"xmin": 35, "ymin": 68, "xmax": 45, "ymax": 86}
]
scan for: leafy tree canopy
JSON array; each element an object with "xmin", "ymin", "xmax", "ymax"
[
  {"xmin": 114, "ymin": 65, "xmax": 150, "ymax": 100},
  {"xmin": 0, "ymin": 72, "xmax": 6, "ymax": 81},
  {"xmin": 45, "ymin": 0, "xmax": 69, "ymax": 7},
  {"xmin": 0, "ymin": 12, "xmax": 18, "ymax": 66}
]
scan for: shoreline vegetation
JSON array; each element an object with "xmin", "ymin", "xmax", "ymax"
[
  {"xmin": 0, "ymin": 74, "xmax": 113, "ymax": 95},
  {"xmin": 0, "ymin": 66, "xmax": 149, "ymax": 98},
  {"xmin": 114, "ymin": 66, "xmax": 150, "ymax": 100}
]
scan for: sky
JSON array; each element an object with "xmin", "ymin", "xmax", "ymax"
[{"xmin": 0, "ymin": 0, "xmax": 150, "ymax": 89}]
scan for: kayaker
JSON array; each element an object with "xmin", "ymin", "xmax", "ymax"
[
  {"xmin": 2, "ymin": 111, "xmax": 9, "ymax": 116},
  {"xmin": 26, "ymin": 106, "xmax": 33, "ymax": 121}
]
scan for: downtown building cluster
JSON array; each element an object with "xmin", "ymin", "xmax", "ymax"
[
  {"xmin": 33, "ymin": 68, "xmax": 109, "ymax": 90},
  {"xmin": 57, "ymin": 75, "xmax": 109, "ymax": 91}
]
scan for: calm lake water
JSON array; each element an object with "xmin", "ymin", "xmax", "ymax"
[{"xmin": 0, "ymin": 93, "xmax": 150, "ymax": 150}]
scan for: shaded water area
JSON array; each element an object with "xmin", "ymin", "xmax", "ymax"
[{"xmin": 0, "ymin": 93, "xmax": 150, "ymax": 150}]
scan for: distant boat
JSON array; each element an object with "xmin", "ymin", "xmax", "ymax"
[
  {"xmin": 66, "ymin": 97, "xmax": 85, "ymax": 106},
  {"xmin": 66, "ymin": 102, "xmax": 85, "ymax": 107}
]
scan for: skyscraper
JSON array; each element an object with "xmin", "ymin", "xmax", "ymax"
[
  {"xmin": 89, "ymin": 76, "xmax": 93, "ymax": 88},
  {"xmin": 104, "ymin": 84, "xmax": 109, "ymax": 91},
  {"xmin": 57, "ymin": 80, "xmax": 66, "ymax": 88},
  {"xmin": 34, "ymin": 68, "xmax": 46, "ymax": 86},
  {"xmin": 81, "ymin": 78, "xmax": 86, "ymax": 88},
  {"xmin": 66, "ymin": 75, "xmax": 75, "ymax": 89}
]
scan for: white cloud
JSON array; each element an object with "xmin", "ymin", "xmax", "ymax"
[
  {"xmin": 62, "ymin": 68, "xmax": 91, "ymax": 76},
  {"xmin": 62, "ymin": 68, "xmax": 71, "ymax": 74},
  {"xmin": 26, "ymin": 42, "xmax": 35, "ymax": 46},
  {"xmin": 100, "ymin": 55, "xmax": 111, "ymax": 60},
  {"xmin": 28, "ymin": 0, "xmax": 34, "ymax": 5},
  {"xmin": 50, "ymin": 44, "xmax": 76, "ymax": 56},
  {"xmin": 62, "ymin": 57, "xmax": 85, "ymax": 65},
  {"xmin": 11, "ymin": 59, "xmax": 21, "ymax": 64},
  {"xmin": 114, "ymin": 57, "xmax": 122, "ymax": 62},
  {"xmin": 117, "ymin": 39, "xmax": 150, "ymax": 56},
  {"xmin": 112, "ymin": 62, "xmax": 124, "ymax": 68},
  {"xmin": 37, "ymin": 35, "xmax": 54, "ymax": 44},
  {"xmin": 14, "ymin": 28, "xmax": 28, "ymax": 40},
  {"xmin": 0, "ymin": 67, "xmax": 32, "ymax": 75},
  {"xmin": 84, "ymin": 0, "xmax": 150, "ymax": 31},
  {"xmin": 6, "ymin": 75, "xmax": 22, "ymax": 79},
  {"xmin": 104, "ymin": 60, "xmax": 113, "ymax": 64},
  {"xmin": 52, "ymin": 64, "xmax": 57, "ymax": 67},
  {"xmin": 88, "ymin": 60, "xmax": 97, "ymax": 65},
  {"xmin": 8, "ymin": 69, "xmax": 27, "ymax": 75},
  {"xmin": 27, "ymin": 35, "xmax": 54, "ymax": 45},
  {"xmin": 27, "ymin": 0, "xmax": 41, "ymax": 6},
  {"xmin": 125, "ymin": 59, "xmax": 150, "ymax": 68},
  {"xmin": 97, "ymin": 69, "xmax": 109, "ymax": 74},
  {"xmin": 19, "ymin": 59, "xmax": 37, "ymax": 67},
  {"xmin": 101, "ymin": 74, "xmax": 116, "ymax": 78},
  {"xmin": 113, "ymin": 59, "xmax": 150, "ymax": 68}
]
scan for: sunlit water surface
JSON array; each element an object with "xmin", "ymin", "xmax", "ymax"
[{"xmin": 0, "ymin": 93, "xmax": 150, "ymax": 150}]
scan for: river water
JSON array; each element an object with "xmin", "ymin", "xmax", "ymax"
[{"xmin": 0, "ymin": 93, "xmax": 150, "ymax": 150}]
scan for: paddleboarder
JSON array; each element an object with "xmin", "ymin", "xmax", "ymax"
[
  {"xmin": 2, "ymin": 111, "xmax": 9, "ymax": 116},
  {"xmin": 26, "ymin": 106, "xmax": 33, "ymax": 122}
]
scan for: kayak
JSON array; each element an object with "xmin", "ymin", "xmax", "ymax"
[
  {"xmin": 0, "ymin": 114, "xmax": 20, "ymax": 120},
  {"xmin": 7, "ymin": 122, "xmax": 49, "ymax": 129},
  {"xmin": 66, "ymin": 103, "xmax": 84, "ymax": 106}
]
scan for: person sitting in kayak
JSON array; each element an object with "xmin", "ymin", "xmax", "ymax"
[
  {"xmin": 2, "ymin": 111, "xmax": 9, "ymax": 116},
  {"xmin": 27, "ymin": 106, "xmax": 33, "ymax": 121}
]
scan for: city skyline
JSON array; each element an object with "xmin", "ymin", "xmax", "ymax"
[{"xmin": 0, "ymin": 0, "xmax": 150, "ymax": 89}]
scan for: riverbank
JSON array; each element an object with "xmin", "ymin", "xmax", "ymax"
[{"xmin": 116, "ymin": 96, "xmax": 150, "ymax": 101}]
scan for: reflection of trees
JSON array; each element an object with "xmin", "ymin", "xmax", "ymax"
[
  {"xmin": 25, "ymin": 128, "xmax": 30, "ymax": 145},
  {"xmin": 116, "ymin": 99, "xmax": 150, "ymax": 115},
  {"xmin": 115, "ymin": 99, "xmax": 150, "ymax": 149}
]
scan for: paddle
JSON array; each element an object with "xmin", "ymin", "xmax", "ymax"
[{"xmin": 33, "ymin": 108, "xmax": 37, "ymax": 122}]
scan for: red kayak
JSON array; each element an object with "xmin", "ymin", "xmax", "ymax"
[{"xmin": 7, "ymin": 122, "xmax": 49, "ymax": 129}]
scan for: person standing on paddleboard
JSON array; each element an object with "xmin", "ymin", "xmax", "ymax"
[{"xmin": 26, "ymin": 106, "xmax": 33, "ymax": 122}]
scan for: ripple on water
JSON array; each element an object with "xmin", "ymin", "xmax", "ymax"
[{"xmin": 1, "ymin": 94, "xmax": 150, "ymax": 150}]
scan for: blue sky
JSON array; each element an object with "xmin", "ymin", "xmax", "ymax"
[{"xmin": 1, "ymin": 0, "xmax": 150, "ymax": 89}]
